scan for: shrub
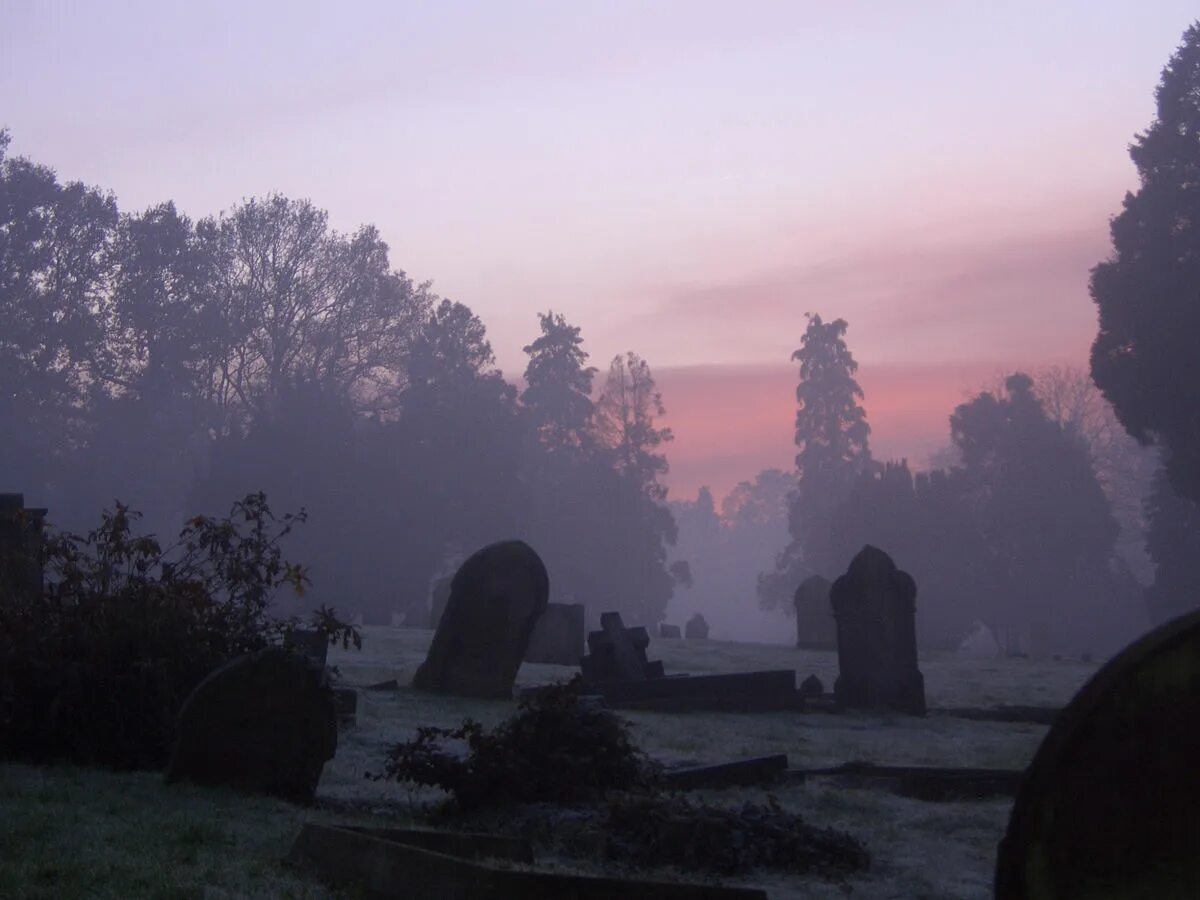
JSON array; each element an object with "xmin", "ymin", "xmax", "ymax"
[
  {"xmin": 0, "ymin": 492, "xmax": 359, "ymax": 769},
  {"xmin": 369, "ymin": 676, "xmax": 660, "ymax": 810}
]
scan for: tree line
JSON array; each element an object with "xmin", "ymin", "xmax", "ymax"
[{"xmin": 0, "ymin": 130, "xmax": 684, "ymax": 626}]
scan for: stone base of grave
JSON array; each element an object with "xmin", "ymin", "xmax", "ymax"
[
  {"xmin": 794, "ymin": 762, "xmax": 1023, "ymax": 801},
  {"xmin": 286, "ymin": 822, "xmax": 769, "ymax": 899},
  {"xmin": 664, "ymin": 754, "xmax": 789, "ymax": 790},
  {"xmin": 587, "ymin": 670, "xmax": 801, "ymax": 712}
]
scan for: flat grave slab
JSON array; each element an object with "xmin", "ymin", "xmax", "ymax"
[{"xmin": 591, "ymin": 669, "xmax": 800, "ymax": 712}]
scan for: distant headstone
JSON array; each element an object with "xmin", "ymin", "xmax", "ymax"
[
  {"xmin": 831, "ymin": 545, "xmax": 925, "ymax": 716},
  {"xmin": 957, "ymin": 621, "xmax": 1001, "ymax": 659},
  {"xmin": 165, "ymin": 648, "xmax": 337, "ymax": 804},
  {"xmin": 995, "ymin": 610, "xmax": 1200, "ymax": 899},
  {"xmin": 412, "ymin": 541, "xmax": 549, "ymax": 699},
  {"xmin": 524, "ymin": 602, "xmax": 586, "ymax": 666},
  {"xmin": 429, "ymin": 576, "xmax": 453, "ymax": 630},
  {"xmin": 685, "ymin": 613, "xmax": 710, "ymax": 640},
  {"xmin": 288, "ymin": 629, "xmax": 329, "ymax": 667},
  {"xmin": 793, "ymin": 575, "xmax": 836, "ymax": 650},
  {"xmin": 799, "ymin": 674, "xmax": 824, "ymax": 698},
  {"xmin": 0, "ymin": 493, "xmax": 47, "ymax": 602},
  {"xmin": 659, "ymin": 623, "xmax": 682, "ymax": 639},
  {"xmin": 580, "ymin": 612, "xmax": 665, "ymax": 684}
]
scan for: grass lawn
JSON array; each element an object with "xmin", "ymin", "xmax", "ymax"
[{"xmin": 1, "ymin": 627, "xmax": 1100, "ymax": 899}]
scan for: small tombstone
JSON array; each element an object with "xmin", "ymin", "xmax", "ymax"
[
  {"xmin": 831, "ymin": 545, "xmax": 925, "ymax": 716},
  {"xmin": 429, "ymin": 576, "xmax": 453, "ymax": 630},
  {"xmin": 793, "ymin": 575, "xmax": 836, "ymax": 650},
  {"xmin": 412, "ymin": 541, "xmax": 549, "ymax": 700},
  {"xmin": 659, "ymin": 623, "xmax": 682, "ymax": 639},
  {"xmin": 799, "ymin": 674, "xmax": 824, "ymax": 698},
  {"xmin": 524, "ymin": 602, "xmax": 586, "ymax": 666},
  {"xmin": 288, "ymin": 629, "xmax": 329, "ymax": 667},
  {"xmin": 580, "ymin": 611, "xmax": 665, "ymax": 684},
  {"xmin": 995, "ymin": 609, "xmax": 1200, "ymax": 898},
  {"xmin": 957, "ymin": 621, "xmax": 1001, "ymax": 658},
  {"xmin": 0, "ymin": 493, "xmax": 47, "ymax": 602},
  {"xmin": 684, "ymin": 613, "xmax": 710, "ymax": 640},
  {"xmin": 165, "ymin": 648, "xmax": 336, "ymax": 804}
]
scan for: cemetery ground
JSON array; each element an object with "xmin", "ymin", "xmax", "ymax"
[{"xmin": 0, "ymin": 630, "xmax": 1097, "ymax": 900}]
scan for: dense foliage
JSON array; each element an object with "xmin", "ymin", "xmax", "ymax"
[
  {"xmin": 369, "ymin": 677, "xmax": 660, "ymax": 810},
  {"xmin": 1091, "ymin": 23, "xmax": 1200, "ymax": 503},
  {"xmin": 0, "ymin": 493, "xmax": 358, "ymax": 769}
]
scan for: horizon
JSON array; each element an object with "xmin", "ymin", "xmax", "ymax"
[{"xmin": 5, "ymin": 2, "xmax": 1192, "ymax": 501}]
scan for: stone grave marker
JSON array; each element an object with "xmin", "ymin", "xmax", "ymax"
[
  {"xmin": 412, "ymin": 540, "xmax": 549, "ymax": 699},
  {"xmin": 0, "ymin": 493, "xmax": 47, "ymax": 602},
  {"xmin": 165, "ymin": 648, "xmax": 336, "ymax": 804},
  {"xmin": 580, "ymin": 611, "xmax": 665, "ymax": 684},
  {"xmin": 995, "ymin": 609, "xmax": 1200, "ymax": 899},
  {"xmin": 793, "ymin": 574, "xmax": 836, "ymax": 650},
  {"xmin": 429, "ymin": 575, "xmax": 452, "ymax": 630},
  {"xmin": 684, "ymin": 612, "xmax": 710, "ymax": 640},
  {"xmin": 659, "ymin": 623, "xmax": 681, "ymax": 639},
  {"xmin": 524, "ymin": 602, "xmax": 586, "ymax": 666},
  {"xmin": 831, "ymin": 545, "xmax": 925, "ymax": 715}
]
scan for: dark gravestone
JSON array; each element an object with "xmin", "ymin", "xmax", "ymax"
[
  {"xmin": 288, "ymin": 629, "xmax": 329, "ymax": 667},
  {"xmin": 580, "ymin": 611, "xmax": 665, "ymax": 684},
  {"xmin": 165, "ymin": 648, "xmax": 336, "ymax": 804},
  {"xmin": 659, "ymin": 623, "xmax": 681, "ymax": 639},
  {"xmin": 684, "ymin": 613, "xmax": 710, "ymax": 640},
  {"xmin": 995, "ymin": 609, "xmax": 1200, "ymax": 899},
  {"xmin": 831, "ymin": 545, "xmax": 925, "ymax": 716},
  {"xmin": 0, "ymin": 493, "xmax": 47, "ymax": 602},
  {"xmin": 799, "ymin": 674, "xmax": 824, "ymax": 697},
  {"xmin": 412, "ymin": 541, "xmax": 549, "ymax": 700},
  {"xmin": 793, "ymin": 575, "xmax": 836, "ymax": 650},
  {"xmin": 429, "ymin": 575, "xmax": 453, "ymax": 630},
  {"xmin": 524, "ymin": 602, "xmax": 586, "ymax": 666}
]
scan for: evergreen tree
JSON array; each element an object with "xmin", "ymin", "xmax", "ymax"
[
  {"xmin": 1091, "ymin": 22, "xmax": 1200, "ymax": 502},
  {"xmin": 521, "ymin": 310, "xmax": 596, "ymax": 453},
  {"xmin": 759, "ymin": 314, "xmax": 872, "ymax": 611},
  {"xmin": 1144, "ymin": 463, "xmax": 1200, "ymax": 623}
]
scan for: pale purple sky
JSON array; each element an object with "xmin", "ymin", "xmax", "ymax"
[{"xmin": 4, "ymin": 2, "xmax": 1194, "ymax": 499}]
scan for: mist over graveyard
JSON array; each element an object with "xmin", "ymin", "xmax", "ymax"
[{"xmin": 4, "ymin": 7, "xmax": 1200, "ymax": 900}]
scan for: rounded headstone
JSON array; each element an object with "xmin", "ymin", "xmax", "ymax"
[
  {"xmin": 164, "ymin": 648, "xmax": 336, "ymax": 804},
  {"xmin": 685, "ymin": 613, "xmax": 710, "ymax": 640},
  {"xmin": 412, "ymin": 540, "xmax": 549, "ymax": 699},
  {"xmin": 995, "ymin": 610, "xmax": 1200, "ymax": 899}
]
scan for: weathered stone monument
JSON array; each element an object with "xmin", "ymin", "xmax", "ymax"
[
  {"xmin": 412, "ymin": 540, "xmax": 549, "ymax": 699},
  {"xmin": 793, "ymin": 575, "xmax": 836, "ymax": 650},
  {"xmin": 684, "ymin": 612, "xmax": 710, "ymax": 640},
  {"xmin": 0, "ymin": 493, "xmax": 47, "ymax": 602},
  {"xmin": 428, "ymin": 575, "xmax": 453, "ymax": 630},
  {"xmin": 165, "ymin": 648, "xmax": 337, "ymax": 804},
  {"xmin": 659, "ymin": 623, "xmax": 682, "ymax": 639},
  {"xmin": 831, "ymin": 545, "xmax": 925, "ymax": 716},
  {"xmin": 995, "ymin": 609, "xmax": 1200, "ymax": 899},
  {"xmin": 524, "ymin": 602, "xmax": 586, "ymax": 666},
  {"xmin": 580, "ymin": 611, "xmax": 665, "ymax": 684}
]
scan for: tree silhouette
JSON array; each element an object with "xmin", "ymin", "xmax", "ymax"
[
  {"xmin": 521, "ymin": 310, "xmax": 596, "ymax": 454},
  {"xmin": 759, "ymin": 314, "xmax": 872, "ymax": 611},
  {"xmin": 1144, "ymin": 463, "xmax": 1200, "ymax": 623},
  {"xmin": 1091, "ymin": 22, "xmax": 1200, "ymax": 502},
  {"xmin": 593, "ymin": 352, "xmax": 674, "ymax": 501}
]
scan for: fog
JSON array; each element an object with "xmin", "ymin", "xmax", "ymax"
[{"xmin": 4, "ymin": 9, "xmax": 1200, "ymax": 665}]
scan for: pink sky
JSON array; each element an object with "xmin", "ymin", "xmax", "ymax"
[{"xmin": 4, "ymin": 2, "xmax": 1194, "ymax": 502}]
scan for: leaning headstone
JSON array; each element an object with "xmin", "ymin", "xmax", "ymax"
[
  {"xmin": 0, "ymin": 493, "xmax": 47, "ymax": 602},
  {"xmin": 831, "ymin": 545, "xmax": 925, "ymax": 716},
  {"xmin": 412, "ymin": 541, "xmax": 549, "ymax": 700},
  {"xmin": 524, "ymin": 602, "xmax": 586, "ymax": 666},
  {"xmin": 165, "ymin": 648, "xmax": 336, "ymax": 804},
  {"xmin": 793, "ymin": 575, "xmax": 836, "ymax": 650},
  {"xmin": 580, "ymin": 611, "xmax": 665, "ymax": 684},
  {"xmin": 684, "ymin": 613, "xmax": 710, "ymax": 640},
  {"xmin": 996, "ymin": 609, "xmax": 1200, "ymax": 898},
  {"xmin": 428, "ymin": 576, "xmax": 453, "ymax": 630},
  {"xmin": 659, "ymin": 623, "xmax": 682, "ymax": 639}
]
